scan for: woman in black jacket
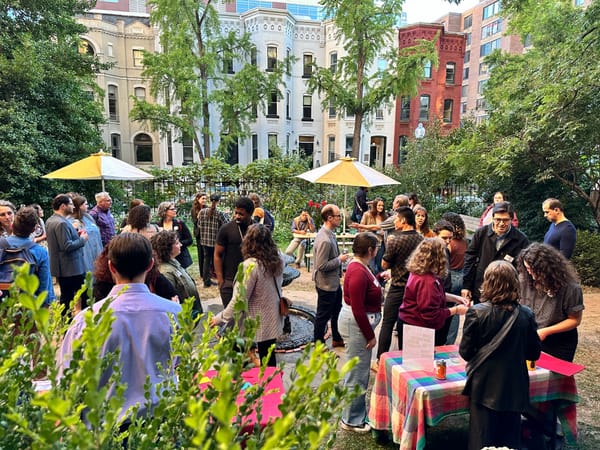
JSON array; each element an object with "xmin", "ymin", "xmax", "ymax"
[
  {"xmin": 460, "ymin": 260, "xmax": 541, "ymax": 450},
  {"xmin": 156, "ymin": 201, "xmax": 193, "ymax": 268}
]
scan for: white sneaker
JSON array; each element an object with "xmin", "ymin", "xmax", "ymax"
[{"xmin": 340, "ymin": 421, "xmax": 371, "ymax": 433}]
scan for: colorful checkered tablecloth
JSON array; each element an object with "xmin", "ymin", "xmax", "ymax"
[{"xmin": 367, "ymin": 345, "xmax": 579, "ymax": 450}]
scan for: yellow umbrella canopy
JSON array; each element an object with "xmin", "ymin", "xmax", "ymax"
[
  {"xmin": 43, "ymin": 151, "xmax": 154, "ymax": 191},
  {"xmin": 296, "ymin": 157, "xmax": 399, "ymax": 187},
  {"xmin": 296, "ymin": 157, "xmax": 400, "ymax": 229}
]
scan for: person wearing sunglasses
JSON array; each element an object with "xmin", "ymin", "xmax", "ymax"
[{"xmin": 156, "ymin": 201, "xmax": 193, "ymax": 269}]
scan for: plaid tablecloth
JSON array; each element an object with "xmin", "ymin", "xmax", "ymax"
[{"xmin": 367, "ymin": 345, "xmax": 579, "ymax": 450}]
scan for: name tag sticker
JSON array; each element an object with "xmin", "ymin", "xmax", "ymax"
[{"xmin": 504, "ymin": 254, "xmax": 514, "ymax": 263}]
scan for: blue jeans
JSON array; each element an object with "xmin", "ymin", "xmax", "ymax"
[
  {"xmin": 314, "ymin": 286, "xmax": 343, "ymax": 343},
  {"xmin": 446, "ymin": 269, "xmax": 463, "ymax": 345},
  {"xmin": 339, "ymin": 303, "xmax": 381, "ymax": 426}
]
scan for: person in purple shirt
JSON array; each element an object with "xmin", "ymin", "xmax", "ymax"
[
  {"xmin": 89, "ymin": 191, "xmax": 116, "ymax": 247},
  {"xmin": 542, "ymin": 198, "xmax": 577, "ymax": 259},
  {"xmin": 57, "ymin": 232, "xmax": 182, "ymax": 423}
]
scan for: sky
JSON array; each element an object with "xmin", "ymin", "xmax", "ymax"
[{"xmin": 402, "ymin": 0, "xmax": 480, "ymax": 23}]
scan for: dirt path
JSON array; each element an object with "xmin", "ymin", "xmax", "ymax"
[{"xmin": 572, "ymin": 287, "xmax": 600, "ymax": 426}]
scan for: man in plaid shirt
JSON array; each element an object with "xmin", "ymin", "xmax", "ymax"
[
  {"xmin": 376, "ymin": 206, "xmax": 423, "ymax": 361},
  {"xmin": 198, "ymin": 194, "xmax": 228, "ymax": 288}
]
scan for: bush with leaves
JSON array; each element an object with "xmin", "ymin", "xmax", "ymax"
[
  {"xmin": 0, "ymin": 263, "xmax": 358, "ymax": 449},
  {"xmin": 572, "ymin": 231, "xmax": 600, "ymax": 288}
]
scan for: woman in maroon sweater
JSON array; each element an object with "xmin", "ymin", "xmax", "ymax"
[
  {"xmin": 338, "ymin": 232, "xmax": 383, "ymax": 434},
  {"xmin": 399, "ymin": 238, "xmax": 468, "ymax": 347}
]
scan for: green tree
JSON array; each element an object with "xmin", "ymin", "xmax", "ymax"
[
  {"xmin": 0, "ymin": 0, "xmax": 106, "ymax": 207},
  {"xmin": 478, "ymin": 0, "xmax": 600, "ymax": 227},
  {"xmin": 132, "ymin": 0, "xmax": 290, "ymax": 161},
  {"xmin": 307, "ymin": 0, "xmax": 461, "ymax": 160}
]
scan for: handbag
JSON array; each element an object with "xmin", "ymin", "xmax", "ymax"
[{"xmin": 273, "ymin": 277, "xmax": 292, "ymax": 334}]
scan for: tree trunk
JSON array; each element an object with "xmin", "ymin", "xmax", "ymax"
[
  {"xmin": 352, "ymin": 111, "xmax": 363, "ymax": 161},
  {"xmin": 352, "ymin": 44, "xmax": 366, "ymax": 161},
  {"xmin": 590, "ymin": 186, "xmax": 600, "ymax": 228}
]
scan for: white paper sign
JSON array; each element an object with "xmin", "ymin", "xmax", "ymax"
[{"xmin": 402, "ymin": 324, "xmax": 435, "ymax": 371}]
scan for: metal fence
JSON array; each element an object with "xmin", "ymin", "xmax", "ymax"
[
  {"xmin": 122, "ymin": 177, "xmax": 271, "ymax": 221},
  {"xmin": 123, "ymin": 177, "xmax": 487, "ymax": 221}
]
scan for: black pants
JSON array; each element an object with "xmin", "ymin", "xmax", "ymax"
[
  {"xmin": 542, "ymin": 328, "xmax": 578, "ymax": 362},
  {"xmin": 377, "ymin": 284, "xmax": 405, "ymax": 360},
  {"xmin": 219, "ymin": 279, "xmax": 234, "ymax": 308},
  {"xmin": 196, "ymin": 243, "xmax": 204, "ymax": 278},
  {"xmin": 257, "ymin": 339, "xmax": 277, "ymax": 367},
  {"xmin": 314, "ymin": 286, "xmax": 342, "ymax": 343},
  {"xmin": 468, "ymin": 400, "xmax": 521, "ymax": 450},
  {"xmin": 57, "ymin": 274, "xmax": 86, "ymax": 315},
  {"xmin": 201, "ymin": 245, "xmax": 214, "ymax": 286}
]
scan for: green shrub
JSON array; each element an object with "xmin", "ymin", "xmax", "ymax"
[
  {"xmin": 572, "ymin": 230, "xmax": 600, "ymax": 287},
  {"xmin": 0, "ymin": 264, "xmax": 358, "ymax": 449}
]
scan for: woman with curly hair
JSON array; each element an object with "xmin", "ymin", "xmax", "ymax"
[
  {"xmin": 122, "ymin": 205, "xmax": 159, "ymax": 240},
  {"xmin": 518, "ymin": 243, "xmax": 584, "ymax": 361},
  {"xmin": 156, "ymin": 201, "xmax": 193, "ymax": 269},
  {"xmin": 414, "ymin": 206, "xmax": 435, "ymax": 238},
  {"xmin": 460, "ymin": 261, "xmax": 541, "ymax": 450},
  {"xmin": 210, "ymin": 224, "xmax": 284, "ymax": 367},
  {"xmin": 151, "ymin": 230, "xmax": 202, "ymax": 316},
  {"xmin": 398, "ymin": 238, "xmax": 468, "ymax": 348}
]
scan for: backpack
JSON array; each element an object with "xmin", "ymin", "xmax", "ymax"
[{"xmin": 0, "ymin": 237, "xmax": 38, "ymax": 295}]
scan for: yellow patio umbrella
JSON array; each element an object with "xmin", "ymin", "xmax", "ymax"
[
  {"xmin": 43, "ymin": 151, "xmax": 154, "ymax": 191},
  {"xmin": 296, "ymin": 157, "xmax": 400, "ymax": 230}
]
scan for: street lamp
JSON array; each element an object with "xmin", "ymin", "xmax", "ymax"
[{"xmin": 414, "ymin": 122, "xmax": 425, "ymax": 151}]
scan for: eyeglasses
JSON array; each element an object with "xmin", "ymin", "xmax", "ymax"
[
  {"xmin": 331, "ymin": 214, "xmax": 342, "ymax": 218},
  {"xmin": 493, "ymin": 218, "xmax": 511, "ymax": 224}
]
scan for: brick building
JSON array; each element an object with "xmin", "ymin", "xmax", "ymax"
[{"xmin": 393, "ymin": 23, "xmax": 466, "ymax": 164}]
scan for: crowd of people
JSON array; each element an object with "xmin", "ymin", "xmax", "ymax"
[
  {"xmin": 322, "ymin": 188, "xmax": 584, "ymax": 449},
  {"xmin": 0, "ymin": 187, "xmax": 586, "ymax": 449}
]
